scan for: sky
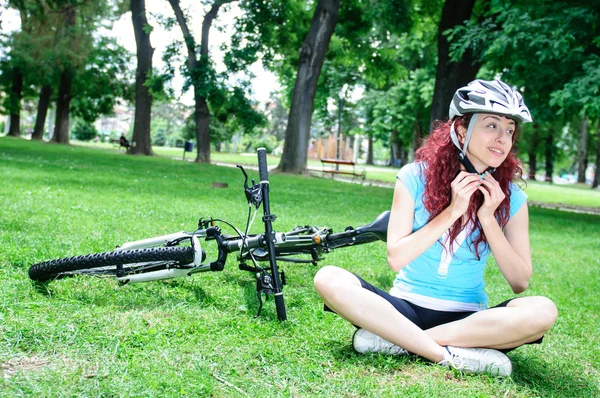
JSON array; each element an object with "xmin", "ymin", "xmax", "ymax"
[{"xmin": 1, "ymin": 1, "xmax": 281, "ymax": 106}]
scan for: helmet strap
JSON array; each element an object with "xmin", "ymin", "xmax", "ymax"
[
  {"xmin": 450, "ymin": 114, "xmax": 478, "ymax": 154},
  {"xmin": 450, "ymin": 114, "xmax": 495, "ymax": 175}
]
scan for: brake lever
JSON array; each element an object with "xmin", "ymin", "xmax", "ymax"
[{"xmin": 237, "ymin": 165, "xmax": 263, "ymax": 208}]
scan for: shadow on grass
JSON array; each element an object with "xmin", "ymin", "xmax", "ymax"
[
  {"xmin": 32, "ymin": 281, "xmax": 54, "ymax": 297},
  {"xmin": 28, "ymin": 276, "xmax": 218, "ymax": 311},
  {"xmin": 233, "ymin": 272, "xmax": 283, "ymax": 322},
  {"xmin": 510, "ymin": 353, "xmax": 598, "ymax": 396}
]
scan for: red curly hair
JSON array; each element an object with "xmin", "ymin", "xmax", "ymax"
[{"xmin": 415, "ymin": 115, "xmax": 525, "ymax": 259}]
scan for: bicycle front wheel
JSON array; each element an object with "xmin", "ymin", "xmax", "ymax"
[{"xmin": 28, "ymin": 246, "xmax": 195, "ymax": 282}]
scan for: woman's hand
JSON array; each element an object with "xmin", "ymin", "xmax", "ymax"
[
  {"xmin": 449, "ymin": 171, "xmax": 481, "ymax": 219},
  {"xmin": 477, "ymin": 172, "xmax": 505, "ymax": 222}
]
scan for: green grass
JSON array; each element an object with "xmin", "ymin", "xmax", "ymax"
[
  {"xmin": 77, "ymin": 140, "xmax": 600, "ymax": 209},
  {"xmin": 1, "ymin": 137, "xmax": 599, "ymax": 397},
  {"xmin": 523, "ymin": 181, "xmax": 600, "ymax": 208}
]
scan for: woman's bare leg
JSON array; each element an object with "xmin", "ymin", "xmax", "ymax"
[
  {"xmin": 425, "ymin": 296, "xmax": 558, "ymax": 349},
  {"xmin": 314, "ymin": 265, "xmax": 446, "ymax": 362}
]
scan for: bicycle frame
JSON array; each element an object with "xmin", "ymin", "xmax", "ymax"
[{"xmin": 30, "ymin": 148, "xmax": 389, "ymax": 320}]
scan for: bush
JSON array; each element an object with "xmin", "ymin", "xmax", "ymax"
[
  {"xmin": 72, "ymin": 121, "xmax": 98, "ymax": 141},
  {"xmin": 152, "ymin": 129, "xmax": 167, "ymax": 146},
  {"xmin": 247, "ymin": 135, "xmax": 279, "ymax": 154}
]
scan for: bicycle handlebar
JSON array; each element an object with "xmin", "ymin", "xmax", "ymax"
[
  {"xmin": 209, "ymin": 149, "xmax": 389, "ymax": 320},
  {"xmin": 204, "ymin": 210, "xmax": 390, "ymax": 272},
  {"xmin": 257, "ymin": 147, "xmax": 269, "ymax": 183}
]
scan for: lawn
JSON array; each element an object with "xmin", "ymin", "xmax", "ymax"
[
  {"xmin": 1, "ymin": 137, "xmax": 599, "ymax": 397},
  {"xmin": 77, "ymin": 140, "xmax": 600, "ymax": 209}
]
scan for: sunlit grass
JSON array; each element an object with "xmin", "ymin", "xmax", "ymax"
[{"xmin": 2, "ymin": 136, "xmax": 599, "ymax": 396}]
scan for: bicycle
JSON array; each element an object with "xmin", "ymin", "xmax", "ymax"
[{"xmin": 28, "ymin": 148, "xmax": 389, "ymax": 321}]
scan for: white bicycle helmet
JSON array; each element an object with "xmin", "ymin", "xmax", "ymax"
[
  {"xmin": 448, "ymin": 79, "xmax": 532, "ymax": 174},
  {"xmin": 449, "ymin": 79, "xmax": 532, "ymax": 124}
]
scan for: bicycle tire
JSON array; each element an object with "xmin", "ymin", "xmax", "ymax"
[{"xmin": 28, "ymin": 246, "xmax": 195, "ymax": 282}]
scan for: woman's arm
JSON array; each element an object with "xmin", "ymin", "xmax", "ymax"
[
  {"xmin": 387, "ymin": 171, "xmax": 481, "ymax": 272},
  {"xmin": 477, "ymin": 175, "xmax": 532, "ymax": 293},
  {"xmin": 480, "ymin": 204, "xmax": 532, "ymax": 293}
]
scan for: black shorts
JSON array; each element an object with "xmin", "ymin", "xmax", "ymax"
[{"xmin": 324, "ymin": 274, "xmax": 543, "ymax": 352}]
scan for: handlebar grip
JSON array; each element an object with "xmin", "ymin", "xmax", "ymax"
[{"xmin": 257, "ymin": 148, "xmax": 268, "ymax": 183}]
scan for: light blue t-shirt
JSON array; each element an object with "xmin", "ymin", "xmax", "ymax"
[{"xmin": 391, "ymin": 162, "xmax": 528, "ymax": 311}]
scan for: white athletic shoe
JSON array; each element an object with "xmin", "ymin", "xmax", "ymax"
[
  {"xmin": 352, "ymin": 328, "xmax": 409, "ymax": 356},
  {"xmin": 438, "ymin": 346, "xmax": 512, "ymax": 377}
]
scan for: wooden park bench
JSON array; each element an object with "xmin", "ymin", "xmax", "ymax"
[{"xmin": 319, "ymin": 158, "xmax": 366, "ymax": 182}]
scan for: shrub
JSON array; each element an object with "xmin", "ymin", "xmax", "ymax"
[{"xmin": 72, "ymin": 121, "xmax": 98, "ymax": 141}]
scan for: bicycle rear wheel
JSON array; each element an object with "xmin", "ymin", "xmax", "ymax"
[{"xmin": 28, "ymin": 247, "xmax": 195, "ymax": 282}]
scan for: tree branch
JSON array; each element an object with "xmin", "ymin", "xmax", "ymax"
[
  {"xmin": 200, "ymin": 0, "xmax": 236, "ymax": 60},
  {"xmin": 167, "ymin": 0, "xmax": 198, "ymax": 69}
]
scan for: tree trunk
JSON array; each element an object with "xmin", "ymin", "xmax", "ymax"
[
  {"xmin": 412, "ymin": 118, "xmax": 423, "ymax": 155},
  {"xmin": 544, "ymin": 130, "xmax": 555, "ymax": 183},
  {"xmin": 52, "ymin": 7, "xmax": 76, "ymax": 144},
  {"xmin": 577, "ymin": 116, "xmax": 588, "ymax": 183},
  {"xmin": 366, "ymin": 134, "xmax": 374, "ymax": 165},
  {"xmin": 429, "ymin": 0, "xmax": 483, "ymax": 126},
  {"xmin": 130, "ymin": 0, "xmax": 154, "ymax": 155},
  {"xmin": 195, "ymin": 93, "xmax": 211, "ymax": 163},
  {"xmin": 194, "ymin": 2, "xmax": 228, "ymax": 163},
  {"xmin": 277, "ymin": 0, "xmax": 341, "ymax": 173},
  {"xmin": 389, "ymin": 130, "xmax": 401, "ymax": 167},
  {"xmin": 32, "ymin": 85, "xmax": 52, "ymax": 140},
  {"xmin": 593, "ymin": 124, "xmax": 599, "ymax": 189},
  {"xmin": 168, "ymin": 0, "xmax": 234, "ymax": 163},
  {"xmin": 52, "ymin": 68, "xmax": 73, "ymax": 144},
  {"xmin": 528, "ymin": 123, "xmax": 539, "ymax": 180},
  {"xmin": 7, "ymin": 67, "xmax": 23, "ymax": 137}
]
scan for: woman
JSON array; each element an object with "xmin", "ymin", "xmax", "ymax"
[{"xmin": 314, "ymin": 79, "xmax": 558, "ymax": 377}]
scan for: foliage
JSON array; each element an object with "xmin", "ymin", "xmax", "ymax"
[
  {"xmin": 447, "ymin": 0, "xmax": 600, "ymax": 123},
  {"xmin": 179, "ymin": 83, "xmax": 267, "ymax": 147},
  {"xmin": 246, "ymin": 133, "xmax": 278, "ymax": 154},
  {"xmin": 71, "ymin": 37, "xmax": 133, "ymax": 123},
  {"xmin": 264, "ymin": 94, "xmax": 288, "ymax": 141},
  {"xmin": 151, "ymin": 128, "xmax": 167, "ymax": 146},
  {"xmin": 446, "ymin": 0, "xmax": 600, "ymax": 176},
  {"xmin": 1, "ymin": 0, "xmax": 132, "ymax": 131},
  {"xmin": 71, "ymin": 120, "xmax": 98, "ymax": 141},
  {"xmin": 550, "ymin": 56, "xmax": 600, "ymax": 120}
]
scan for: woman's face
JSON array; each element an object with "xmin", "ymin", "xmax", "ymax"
[{"xmin": 459, "ymin": 113, "xmax": 516, "ymax": 172}]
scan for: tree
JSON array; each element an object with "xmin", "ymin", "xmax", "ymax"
[
  {"xmin": 51, "ymin": 4, "xmax": 77, "ymax": 144},
  {"xmin": 1, "ymin": 3, "xmax": 35, "ymax": 137},
  {"xmin": 5, "ymin": 65, "xmax": 23, "ymax": 137},
  {"xmin": 167, "ymin": 0, "xmax": 233, "ymax": 163},
  {"xmin": 594, "ymin": 124, "xmax": 600, "ymax": 188},
  {"xmin": 576, "ymin": 116, "xmax": 589, "ymax": 183},
  {"xmin": 551, "ymin": 56, "xmax": 600, "ymax": 187},
  {"xmin": 229, "ymin": 0, "xmax": 417, "ymax": 170},
  {"xmin": 130, "ymin": 0, "xmax": 154, "ymax": 155},
  {"xmin": 69, "ymin": 37, "xmax": 132, "ymax": 122},
  {"xmin": 276, "ymin": 0, "xmax": 341, "ymax": 173},
  {"xmin": 448, "ymin": 0, "xmax": 600, "ymax": 181},
  {"xmin": 429, "ymin": 0, "xmax": 484, "ymax": 126},
  {"xmin": 166, "ymin": 0, "xmax": 266, "ymax": 163}
]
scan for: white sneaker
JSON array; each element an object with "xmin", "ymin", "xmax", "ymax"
[
  {"xmin": 352, "ymin": 328, "xmax": 409, "ymax": 356},
  {"xmin": 438, "ymin": 346, "xmax": 512, "ymax": 377}
]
